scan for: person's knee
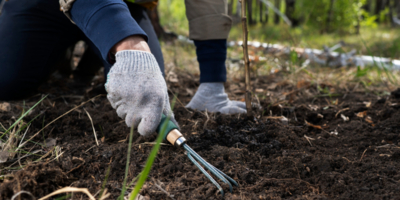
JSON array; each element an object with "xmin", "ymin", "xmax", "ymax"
[{"xmin": 0, "ymin": 77, "xmax": 39, "ymax": 100}]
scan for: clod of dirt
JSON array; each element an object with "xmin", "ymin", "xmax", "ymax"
[{"xmin": 391, "ymin": 88, "xmax": 400, "ymax": 98}]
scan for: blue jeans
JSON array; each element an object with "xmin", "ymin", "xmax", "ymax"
[{"xmin": 0, "ymin": 0, "xmax": 163, "ymax": 100}]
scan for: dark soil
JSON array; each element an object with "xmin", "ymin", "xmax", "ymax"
[{"xmin": 1, "ymin": 72, "xmax": 400, "ymax": 200}]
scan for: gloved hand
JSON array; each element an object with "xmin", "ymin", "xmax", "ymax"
[
  {"xmin": 186, "ymin": 82, "xmax": 247, "ymax": 114},
  {"xmin": 105, "ymin": 50, "xmax": 178, "ymax": 136}
]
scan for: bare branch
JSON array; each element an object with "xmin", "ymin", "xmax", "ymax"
[{"xmin": 240, "ymin": 0, "xmax": 252, "ymax": 116}]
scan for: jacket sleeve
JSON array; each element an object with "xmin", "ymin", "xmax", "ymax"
[{"xmin": 59, "ymin": 0, "xmax": 148, "ymax": 63}]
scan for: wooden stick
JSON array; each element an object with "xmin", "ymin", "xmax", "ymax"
[{"xmin": 241, "ymin": 0, "xmax": 252, "ymax": 116}]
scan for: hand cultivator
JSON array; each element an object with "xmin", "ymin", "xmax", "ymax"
[{"xmin": 156, "ymin": 115, "xmax": 238, "ymax": 196}]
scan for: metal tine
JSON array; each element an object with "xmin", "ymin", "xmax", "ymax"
[
  {"xmin": 183, "ymin": 144, "xmax": 234, "ymax": 193},
  {"xmin": 195, "ymin": 154, "xmax": 238, "ymax": 188},
  {"xmin": 187, "ymin": 152, "xmax": 224, "ymax": 196},
  {"xmin": 206, "ymin": 162, "xmax": 238, "ymax": 186},
  {"xmin": 184, "ymin": 144, "xmax": 236, "ymax": 185}
]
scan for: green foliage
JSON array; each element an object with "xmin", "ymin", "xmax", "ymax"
[
  {"xmin": 118, "ymin": 126, "xmax": 135, "ymax": 200},
  {"xmin": 293, "ymin": 0, "xmax": 378, "ymax": 33},
  {"xmin": 158, "ymin": 0, "xmax": 188, "ymax": 35},
  {"xmin": 128, "ymin": 98, "xmax": 177, "ymax": 200},
  {"xmin": 360, "ymin": 10, "xmax": 378, "ymax": 28},
  {"xmin": 129, "ymin": 117, "xmax": 168, "ymax": 200},
  {"xmin": 355, "ymin": 66, "xmax": 368, "ymax": 77}
]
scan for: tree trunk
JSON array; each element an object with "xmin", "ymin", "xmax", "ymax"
[
  {"xmin": 146, "ymin": 6, "xmax": 177, "ymax": 41},
  {"xmin": 247, "ymin": 0, "xmax": 254, "ymax": 25},
  {"xmin": 274, "ymin": 0, "xmax": 281, "ymax": 24},
  {"xmin": 374, "ymin": 0, "xmax": 386, "ymax": 22},
  {"xmin": 285, "ymin": 0, "xmax": 298, "ymax": 27},
  {"xmin": 325, "ymin": 0, "xmax": 335, "ymax": 33},
  {"xmin": 264, "ymin": 1, "xmax": 269, "ymax": 24},
  {"xmin": 389, "ymin": 0, "xmax": 395, "ymax": 26},
  {"xmin": 362, "ymin": 0, "xmax": 372, "ymax": 13},
  {"xmin": 397, "ymin": 0, "xmax": 400, "ymax": 17},
  {"xmin": 259, "ymin": 0, "xmax": 263, "ymax": 23},
  {"xmin": 228, "ymin": 0, "xmax": 233, "ymax": 16}
]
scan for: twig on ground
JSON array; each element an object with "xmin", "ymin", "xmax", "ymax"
[
  {"xmin": 360, "ymin": 148, "xmax": 368, "ymax": 162},
  {"xmin": 83, "ymin": 108, "xmax": 99, "ymax": 146},
  {"xmin": 342, "ymin": 157, "xmax": 353, "ymax": 163},
  {"xmin": 17, "ymin": 124, "xmax": 30, "ymax": 148},
  {"xmin": 7, "ymin": 149, "xmax": 42, "ymax": 168},
  {"xmin": 44, "ymin": 147, "xmax": 64, "ymax": 165},
  {"xmin": 84, "ymin": 145, "xmax": 97, "ymax": 153},
  {"xmin": 38, "ymin": 187, "xmax": 101, "ymax": 200},
  {"xmin": 203, "ymin": 110, "xmax": 210, "ymax": 130},
  {"xmin": 304, "ymin": 135, "xmax": 315, "ymax": 146},
  {"xmin": 376, "ymin": 144, "xmax": 400, "ymax": 149},
  {"xmin": 0, "ymin": 122, "xmax": 6, "ymax": 132},
  {"xmin": 11, "ymin": 191, "xmax": 35, "ymax": 200},
  {"xmin": 134, "ymin": 142, "xmax": 169, "ymax": 146},
  {"xmin": 67, "ymin": 157, "xmax": 85, "ymax": 174},
  {"xmin": 152, "ymin": 178, "xmax": 176, "ymax": 200}
]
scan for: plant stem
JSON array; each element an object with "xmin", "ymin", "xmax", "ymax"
[{"xmin": 241, "ymin": 0, "xmax": 252, "ymax": 116}]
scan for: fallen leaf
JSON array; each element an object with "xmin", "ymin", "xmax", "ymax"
[
  {"xmin": 363, "ymin": 101, "xmax": 371, "ymax": 108},
  {"xmin": 296, "ymin": 80, "xmax": 310, "ymax": 89},
  {"xmin": 356, "ymin": 111, "xmax": 367, "ymax": 118},
  {"xmin": 305, "ymin": 120, "xmax": 327, "ymax": 129},
  {"xmin": 0, "ymin": 102, "xmax": 11, "ymax": 112}
]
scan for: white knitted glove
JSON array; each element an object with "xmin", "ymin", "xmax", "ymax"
[
  {"xmin": 186, "ymin": 82, "xmax": 247, "ymax": 114},
  {"xmin": 105, "ymin": 50, "xmax": 178, "ymax": 136}
]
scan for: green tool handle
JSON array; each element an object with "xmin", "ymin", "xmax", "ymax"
[{"xmin": 156, "ymin": 114, "xmax": 178, "ymax": 140}]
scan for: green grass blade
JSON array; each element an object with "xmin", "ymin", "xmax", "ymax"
[
  {"xmin": 129, "ymin": 116, "xmax": 169, "ymax": 200},
  {"xmin": 129, "ymin": 97, "xmax": 177, "ymax": 200},
  {"xmin": 99, "ymin": 165, "xmax": 112, "ymax": 199},
  {"xmin": 118, "ymin": 125, "xmax": 135, "ymax": 200},
  {"xmin": 0, "ymin": 95, "xmax": 47, "ymax": 140}
]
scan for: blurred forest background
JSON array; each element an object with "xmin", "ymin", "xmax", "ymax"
[{"xmin": 152, "ymin": 0, "xmax": 400, "ymax": 59}]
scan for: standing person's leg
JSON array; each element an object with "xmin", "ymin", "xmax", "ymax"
[
  {"xmin": 184, "ymin": 0, "xmax": 247, "ymax": 114},
  {"xmin": 184, "ymin": 0, "xmax": 231, "ymax": 83},
  {"xmin": 0, "ymin": 0, "xmax": 82, "ymax": 100}
]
